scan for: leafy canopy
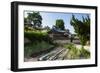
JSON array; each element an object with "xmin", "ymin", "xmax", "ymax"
[
  {"xmin": 55, "ymin": 19, "xmax": 65, "ymax": 30},
  {"xmin": 70, "ymin": 15, "xmax": 90, "ymax": 46},
  {"xmin": 24, "ymin": 11, "xmax": 42, "ymax": 28}
]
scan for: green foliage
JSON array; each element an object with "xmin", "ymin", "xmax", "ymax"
[
  {"xmin": 24, "ymin": 17, "xmax": 28, "ymax": 24},
  {"xmin": 64, "ymin": 43, "xmax": 80, "ymax": 59},
  {"xmin": 64, "ymin": 43, "xmax": 75, "ymax": 50},
  {"xmin": 44, "ymin": 26, "xmax": 50, "ymax": 31},
  {"xmin": 24, "ymin": 26, "xmax": 34, "ymax": 31},
  {"xmin": 24, "ymin": 31, "xmax": 47, "ymax": 41},
  {"xmin": 25, "ymin": 11, "xmax": 42, "ymax": 28},
  {"xmin": 55, "ymin": 19, "xmax": 65, "ymax": 30},
  {"xmin": 70, "ymin": 15, "xmax": 90, "ymax": 46},
  {"xmin": 64, "ymin": 43, "xmax": 90, "ymax": 59},
  {"xmin": 24, "ymin": 31, "xmax": 53, "ymax": 44},
  {"xmin": 79, "ymin": 35, "xmax": 87, "ymax": 46},
  {"xmin": 24, "ymin": 41, "xmax": 54, "ymax": 58},
  {"xmin": 80, "ymin": 47, "xmax": 90, "ymax": 58}
]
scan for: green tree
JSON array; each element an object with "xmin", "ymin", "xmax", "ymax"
[
  {"xmin": 24, "ymin": 17, "xmax": 27, "ymax": 24},
  {"xmin": 44, "ymin": 26, "xmax": 50, "ymax": 31},
  {"xmin": 26, "ymin": 11, "xmax": 42, "ymax": 28},
  {"xmin": 70, "ymin": 15, "xmax": 90, "ymax": 46},
  {"xmin": 55, "ymin": 19, "xmax": 65, "ymax": 30}
]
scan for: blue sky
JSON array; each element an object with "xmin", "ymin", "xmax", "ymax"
[{"xmin": 24, "ymin": 11, "xmax": 90, "ymax": 34}]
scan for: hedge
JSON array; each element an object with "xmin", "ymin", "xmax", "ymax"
[{"xmin": 24, "ymin": 31, "xmax": 53, "ymax": 44}]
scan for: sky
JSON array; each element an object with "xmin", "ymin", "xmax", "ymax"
[{"xmin": 24, "ymin": 11, "xmax": 90, "ymax": 34}]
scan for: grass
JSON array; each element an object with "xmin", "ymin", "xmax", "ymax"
[
  {"xmin": 64, "ymin": 43, "xmax": 90, "ymax": 59},
  {"xmin": 24, "ymin": 29, "xmax": 55, "ymax": 58},
  {"xmin": 24, "ymin": 41, "xmax": 54, "ymax": 58}
]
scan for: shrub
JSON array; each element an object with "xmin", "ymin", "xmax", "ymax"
[
  {"xmin": 64, "ymin": 43, "xmax": 90, "ymax": 59},
  {"xmin": 79, "ymin": 47, "xmax": 90, "ymax": 59},
  {"xmin": 64, "ymin": 43, "xmax": 80, "ymax": 59},
  {"xmin": 64, "ymin": 43, "xmax": 75, "ymax": 50},
  {"xmin": 24, "ymin": 31, "xmax": 53, "ymax": 44},
  {"xmin": 24, "ymin": 41, "xmax": 54, "ymax": 58}
]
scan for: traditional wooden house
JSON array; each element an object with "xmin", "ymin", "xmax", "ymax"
[{"xmin": 48, "ymin": 28, "xmax": 70, "ymax": 40}]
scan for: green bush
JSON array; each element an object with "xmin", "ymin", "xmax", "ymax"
[
  {"xmin": 64, "ymin": 43, "xmax": 90, "ymax": 59},
  {"xmin": 64, "ymin": 43, "xmax": 75, "ymax": 50},
  {"xmin": 64, "ymin": 43, "xmax": 80, "ymax": 59},
  {"xmin": 24, "ymin": 26, "xmax": 34, "ymax": 31},
  {"xmin": 24, "ymin": 41, "xmax": 54, "ymax": 58},
  {"xmin": 80, "ymin": 47, "xmax": 90, "ymax": 59},
  {"xmin": 24, "ymin": 31, "xmax": 53, "ymax": 44}
]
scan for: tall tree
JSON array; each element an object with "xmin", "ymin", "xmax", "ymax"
[
  {"xmin": 55, "ymin": 19, "xmax": 65, "ymax": 30},
  {"xmin": 44, "ymin": 26, "xmax": 50, "ymax": 31},
  {"xmin": 26, "ymin": 11, "xmax": 42, "ymax": 28},
  {"xmin": 70, "ymin": 15, "xmax": 90, "ymax": 46}
]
